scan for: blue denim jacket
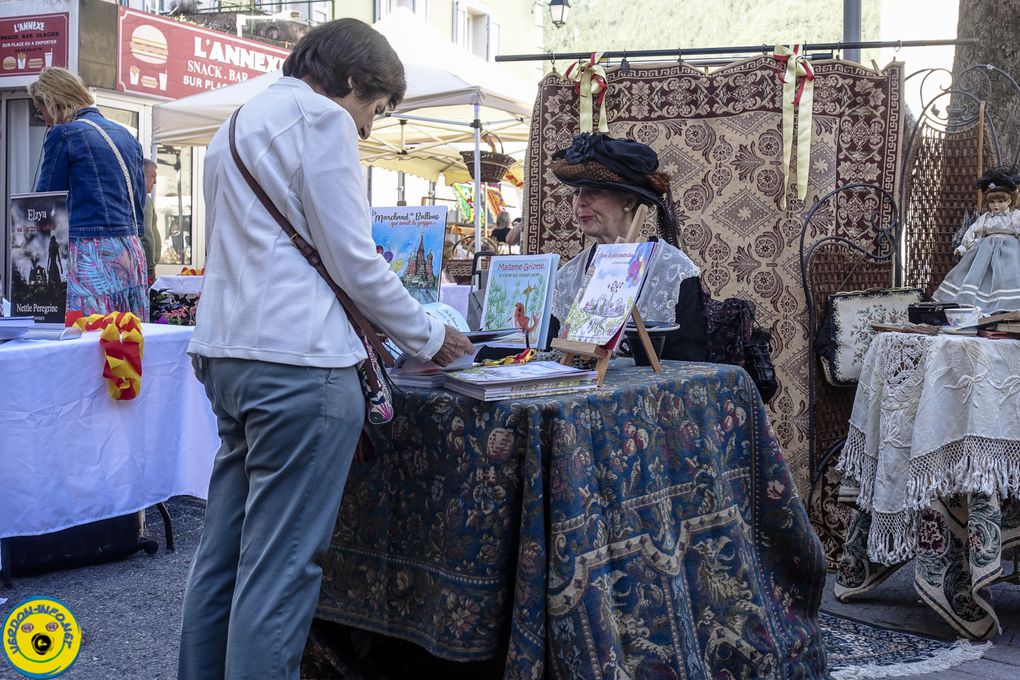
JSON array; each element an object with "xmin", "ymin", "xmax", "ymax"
[{"xmin": 35, "ymin": 108, "xmax": 146, "ymax": 238}]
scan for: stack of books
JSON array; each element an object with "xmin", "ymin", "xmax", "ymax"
[
  {"xmin": 0, "ymin": 316, "xmax": 35, "ymax": 341},
  {"xmin": 444, "ymin": 361, "xmax": 599, "ymax": 401},
  {"xmin": 386, "ymin": 319, "xmax": 517, "ymax": 389},
  {"xmin": 977, "ymin": 311, "xmax": 1020, "ymax": 338},
  {"xmin": 389, "ymin": 366, "xmax": 448, "ymax": 389}
]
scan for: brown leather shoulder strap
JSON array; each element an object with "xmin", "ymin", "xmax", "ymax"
[{"xmin": 227, "ymin": 109, "xmax": 394, "ymax": 365}]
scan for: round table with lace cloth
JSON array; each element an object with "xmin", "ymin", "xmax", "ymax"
[{"xmin": 834, "ymin": 331, "xmax": 1020, "ymax": 640}]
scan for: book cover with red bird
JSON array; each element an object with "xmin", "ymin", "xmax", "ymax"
[{"xmin": 481, "ymin": 254, "xmax": 559, "ymax": 347}]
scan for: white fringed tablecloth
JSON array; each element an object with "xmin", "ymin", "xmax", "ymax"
[{"xmin": 837, "ymin": 331, "xmax": 1020, "ymax": 564}]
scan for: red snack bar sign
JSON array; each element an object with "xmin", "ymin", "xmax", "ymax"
[
  {"xmin": 117, "ymin": 7, "xmax": 288, "ymax": 100},
  {"xmin": 0, "ymin": 13, "xmax": 69, "ymax": 77}
]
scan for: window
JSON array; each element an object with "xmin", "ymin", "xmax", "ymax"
[
  {"xmin": 377, "ymin": 0, "xmax": 428, "ymax": 20},
  {"xmin": 97, "ymin": 106, "xmax": 140, "ymax": 140},
  {"xmin": 6, "ymin": 99, "xmax": 49, "ymax": 196},
  {"xmin": 155, "ymin": 145, "xmax": 195, "ymax": 266},
  {"xmin": 453, "ymin": 1, "xmax": 498, "ymax": 61}
]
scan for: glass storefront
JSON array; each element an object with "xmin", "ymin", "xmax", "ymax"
[{"xmin": 154, "ymin": 144, "xmax": 195, "ymax": 266}]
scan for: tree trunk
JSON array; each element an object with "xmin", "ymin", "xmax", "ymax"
[{"xmin": 953, "ymin": 1, "xmax": 1020, "ymax": 166}]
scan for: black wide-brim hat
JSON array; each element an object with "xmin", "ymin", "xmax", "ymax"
[
  {"xmin": 550, "ymin": 133, "xmax": 671, "ymax": 211},
  {"xmin": 977, "ymin": 166, "xmax": 1020, "ymax": 193}
]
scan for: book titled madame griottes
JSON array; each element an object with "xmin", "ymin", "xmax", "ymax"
[{"xmin": 480, "ymin": 254, "xmax": 558, "ymax": 348}]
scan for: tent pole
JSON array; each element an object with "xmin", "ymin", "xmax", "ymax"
[{"xmin": 473, "ymin": 103, "xmax": 482, "ymax": 255}]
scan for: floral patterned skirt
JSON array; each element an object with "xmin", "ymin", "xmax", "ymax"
[{"xmin": 67, "ymin": 235, "xmax": 149, "ymax": 319}]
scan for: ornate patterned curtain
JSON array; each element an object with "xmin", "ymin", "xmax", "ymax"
[{"xmin": 524, "ymin": 56, "xmax": 906, "ymax": 495}]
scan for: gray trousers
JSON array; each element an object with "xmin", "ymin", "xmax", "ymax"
[{"xmin": 178, "ymin": 356, "xmax": 364, "ymax": 680}]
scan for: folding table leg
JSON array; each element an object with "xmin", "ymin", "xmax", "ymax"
[{"xmin": 156, "ymin": 502, "xmax": 175, "ymax": 553}]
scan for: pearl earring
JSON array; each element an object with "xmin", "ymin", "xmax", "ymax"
[{"xmin": 624, "ymin": 207, "xmax": 631, "ymax": 212}]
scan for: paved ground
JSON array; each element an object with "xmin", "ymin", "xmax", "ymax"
[
  {"xmin": 821, "ymin": 561, "xmax": 1020, "ymax": 679},
  {"xmin": 1, "ymin": 497, "xmax": 1019, "ymax": 679}
]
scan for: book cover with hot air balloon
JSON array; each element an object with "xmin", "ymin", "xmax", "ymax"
[
  {"xmin": 480, "ymin": 254, "xmax": 559, "ymax": 348},
  {"xmin": 371, "ymin": 206, "xmax": 447, "ymax": 304}
]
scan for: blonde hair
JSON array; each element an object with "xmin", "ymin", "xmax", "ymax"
[
  {"xmin": 985, "ymin": 188, "xmax": 1018, "ymax": 208},
  {"xmin": 26, "ymin": 67, "xmax": 94, "ymax": 124}
]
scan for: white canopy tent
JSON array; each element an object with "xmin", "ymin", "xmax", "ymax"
[{"xmin": 152, "ymin": 9, "xmax": 536, "ymax": 249}]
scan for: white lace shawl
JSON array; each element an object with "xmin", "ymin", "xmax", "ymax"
[{"xmin": 551, "ymin": 241, "xmax": 701, "ymax": 325}]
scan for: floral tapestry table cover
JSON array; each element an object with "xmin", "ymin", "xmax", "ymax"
[
  {"xmin": 315, "ymin": 361, "xmax": 827, "ymax": 678},
  {"xmin": 837, "ymin": 495, "xmax": 1020, "ymax": 640}
]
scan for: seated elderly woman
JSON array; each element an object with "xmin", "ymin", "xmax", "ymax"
[{"xmin": 548, "ymin": 133, "xmax": 708, "ymax": 360}]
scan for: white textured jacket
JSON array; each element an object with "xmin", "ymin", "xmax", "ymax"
[{"xmin": 188, "ymin": 77, "xmax": 444, "ymax": 367}]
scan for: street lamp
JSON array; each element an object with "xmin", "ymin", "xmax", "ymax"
[{"xmin": 549, "ymin": 0, "xmax": 570, "ymax": 29}]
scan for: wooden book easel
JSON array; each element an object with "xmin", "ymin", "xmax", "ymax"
[{"xmin": 551, "ymin": 205, "xmax": 663, "ymax": 384}]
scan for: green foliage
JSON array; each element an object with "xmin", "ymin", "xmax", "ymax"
[
  {"xmin": 544, "ymin": 0, "xmax": 882, "ymax": 64},
  {"xmin": 484, "ymin": 279, "xmax": 511, "ymax": 328}
]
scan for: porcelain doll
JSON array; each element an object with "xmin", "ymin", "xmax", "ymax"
[{"xmin": 934, "ymin": 168, "xmax": 1020, "ymax": 314}]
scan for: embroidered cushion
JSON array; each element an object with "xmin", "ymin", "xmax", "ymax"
[{"xmin": 814, "ymin": 287, "xmax": 923, "ymax": 386}]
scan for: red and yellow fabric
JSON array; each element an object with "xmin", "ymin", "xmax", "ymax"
[
  {"xmin": 73, "ymin": 312, "xmax": 144, "ymax": 401},
  {"xmin": 179, "ymin": 267, "xmax": 204, "ymax": 276},
  {"xmin": 565, "ymin": 52, "xmax": 609, "ymax": 134},
  {"xmin": 481, "ymin": 348, "xmax": 535, "ymax": 367},
  {"xmin": 773, "ymin": 44, "xmax": 815, "ymax": 207},
  {"xmin": 485, "ymin": 186, "xmax": 506, "ymax": 217},
  {"xmin": 503, "ymin": 165, "xmax": 524, "ymax": 189}
]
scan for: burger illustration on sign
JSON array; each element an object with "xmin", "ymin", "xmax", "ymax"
[{"xmin": 129, "ymin": 24, "xmax": 167, "ymax": 65}]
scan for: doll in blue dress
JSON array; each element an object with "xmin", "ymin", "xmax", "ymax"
[{"xmin": 934, "ymin": 168, "xmax": 1020, "ymax": 314}]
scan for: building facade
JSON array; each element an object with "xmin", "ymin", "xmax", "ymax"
[{"xmin": 2, "ymin": 0, "xmax": 541, "ymax": 296}]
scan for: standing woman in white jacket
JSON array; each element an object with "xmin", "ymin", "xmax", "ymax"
[{"xmin": 178, "ymin": 19, "xmax": 473, "ymax": 680}]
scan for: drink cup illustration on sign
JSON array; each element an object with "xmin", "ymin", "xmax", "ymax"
[
  {"xmin": 44, "ymin": 51, "xmax": 53, "ymax": 67},
  {"xmin": 159, "ymin": 72, "xmax": 167, "ymax": 90}
]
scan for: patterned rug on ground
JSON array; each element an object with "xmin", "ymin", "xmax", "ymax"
[{"xmin": 821, "ymin": 612, "xmax": 991, "ymax": 679}]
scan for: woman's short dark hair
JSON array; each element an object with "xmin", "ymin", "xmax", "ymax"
[{"xmin": 283, "ymin": 18, "xmax": 406, "ymax": 110}]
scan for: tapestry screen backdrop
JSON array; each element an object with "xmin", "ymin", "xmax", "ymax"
[{"xmin": 524, "ymin": 56, "xmax": 905, "ymax": 493}]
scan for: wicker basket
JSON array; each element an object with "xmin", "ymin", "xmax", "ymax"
[{"xmin": 460, "ymin": 133, "xmax": 515, "ymax": 183}]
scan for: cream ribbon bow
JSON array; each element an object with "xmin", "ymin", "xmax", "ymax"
[
  {"xmin": 564, "ymin": 52, "xmax": 609, "ymax": 133},
  {"xmin": 773, "ymin": 45, "xmax": 815, "ymax": 208}
]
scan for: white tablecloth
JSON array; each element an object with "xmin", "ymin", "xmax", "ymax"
[
  {"xmin": 0, "ymin": 324, "xmax": 218, "ymax": 550},
  {"xmin": 838, "ymin": 332, "xmax": 1020, "ymax": 563},
  {"xmin": 152, "ymin": 274, "xmax": 204, "ymax": 295}
]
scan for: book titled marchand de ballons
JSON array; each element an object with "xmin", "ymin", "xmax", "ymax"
[{"xmin": 371, "ymin": 206, "xmax": 447, "ymax": 304}]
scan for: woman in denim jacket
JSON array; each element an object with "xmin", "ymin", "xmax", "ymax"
[{"xmin": 28, "ymin": 67, "xmax": 148, "ymax": 319}]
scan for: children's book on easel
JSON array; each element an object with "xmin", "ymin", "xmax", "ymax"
[
  {"xmin": 479, "ymin": 254, "xmax": 559, "ymax": 349},
  {"xmin": 552, "ymin": 240, "xmax": 661, "ymax": 383}
]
